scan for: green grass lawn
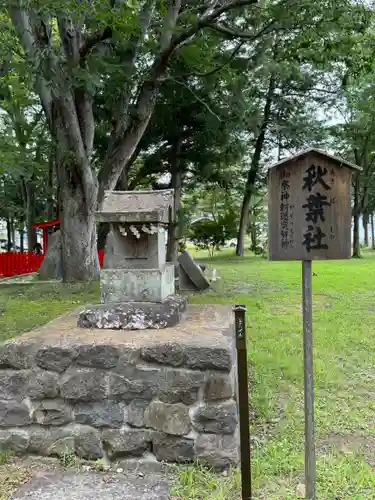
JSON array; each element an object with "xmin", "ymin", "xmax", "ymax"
[
  {"xmin": 2, "ymin": 252, "xmax": 375, "ymax": 498},
  {"xmin": 0, "ymin": 281, "xmax": 99, "ymax": 343}
]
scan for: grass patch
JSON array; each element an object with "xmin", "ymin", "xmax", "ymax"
[
  {"xmin": 174, "ymin": 248, "xmax": 375, "ymax": 498},
  {"xmin": 0, "ymin": 281, "xmax": 99, "ymax": 343}
]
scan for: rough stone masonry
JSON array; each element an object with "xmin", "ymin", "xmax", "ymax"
[{"xmin": 0, "ymin": 305, "xmax": 239, "ymax": 469}]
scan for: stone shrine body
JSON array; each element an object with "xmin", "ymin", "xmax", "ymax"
[
  {"xmin": 78, "ymin": 189, "xmax": 186, "ymax": 329},
  {"xmin": 99, "ymin": 189, "xmax": 174, "ymax": 303}
]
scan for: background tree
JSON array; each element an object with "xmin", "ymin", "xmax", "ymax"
[{"xmin": 5, "ymin": 0, "xmax": 268, "ymax": 281}]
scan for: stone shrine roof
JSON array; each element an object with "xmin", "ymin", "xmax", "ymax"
[{"xmin": 97, "ymin": 189, "xmax": 174, "ymax": 224}]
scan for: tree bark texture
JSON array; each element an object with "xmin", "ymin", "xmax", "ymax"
[
  {"xmin": 26, "ymin": 180, "xmax": 37, "ymax": 251},
  {"xmin": 6, "ymin": 217, "xmax": 11, "ymax": 252},
  {"xmin": 166, "ymin": 138, "xmax": 183, "ymax": 263},
  {"xmin": 352, "ymin": 172, "xmax": 361, "ymax": 258},
  {"xmin": 363, "ymin": 213, "xmax": 369, "ymax": 246},
  {"xmin": 371, "ymin": 213, "xmax": 375, "ymax": 250},
  {"xmin": 249, "ymin": 223, "xmax": 258, "ymax": 251},
  {"xmin": 47, "ymin": 155, "xmax": 55, "ymax": 221},
  {"xmin": 236, "ymin": 75, "xmax": 275, "ymax": 256},
  {"xmin": 54, "ymin": 116, "xmax": 99, "ymax": 282}
]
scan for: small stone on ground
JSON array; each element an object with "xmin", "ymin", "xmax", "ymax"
[{"xmin": 11, "ymin": 470, "xmax": 171, "ymax": 500}]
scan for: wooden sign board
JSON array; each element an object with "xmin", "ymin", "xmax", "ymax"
[{"xmin": 268, "ymin": 149, "xmax": 361, "ymax": 261}]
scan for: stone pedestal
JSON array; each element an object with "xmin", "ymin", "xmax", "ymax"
[
  {"xmin": 100, "ymin": 264, "xmax": 175, "ymax": 304},
  {"xmin": 0, "ymin": 305, "xmax": 239, "ymax": 469}
]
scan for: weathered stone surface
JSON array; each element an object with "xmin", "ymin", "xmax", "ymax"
[
  {"xmin": 75, "ymin": 344, "xmax": 120, "ymax": 369},
  {"xmin": 36, "ymin": 346, "xmax": 76, "ymax": 373},
  {"xmin": 59, "ymin": 368, "xmax": 107, "ymax": 401},
  {"xmin": 194, "ymin": 433, "xmax": 239, "ymax": 469},
  {"xmin": 0, "ymin": 400, "xmax": 31, "ymax": 427},
  {"xmin": 38, "ymin": 230, "xmax": 62, "ymax": 280},
  {"xmin": 74, "ymin": 401, "xmax": 125, "ymax": 428},
  {"xmin": 185, "ymin": 346, "xmax": 232, "ymax": 372},
  {"xmin": 32, "ymin": 400, "xmax": 72, "ymax": 426},
  {"xmin": 127, "ymin": 399, "xmax": 149, "ymax": 428},
  {"xmin": 109, "ymin": 372, "xmax": 152, "ymax": 401},
  {"xmin": 28, "ymin": 426, "xmax": 75, "ymax": 457},
  {"xmin": 144, "ymin": 401, "xmax": 190, "ymax": 436},
  {"xmin": 140, "ymin": 343, "xmax": 186, "ymax": 367},
  {"xmin": 29, "ymin": 424, "xmax": 103, "ymax": 460},
  {"xmin": 152, "ymin": 433, "xmax": 194, "ymax": 463},
  {"xmin": 73, "ymin": 424, "xmax": 103, "ymax": 460},
  {"xmin": 178, "ymin": 265, "xmax": 197, "ymax": 291},
  {"xmin": 0, "ymin": 428, "xmax": 29, "ymax": 453},
  {"xmin": 0, "ymin": 370, "xmax": 59, "ymax": 401},
  {"xmin": 100, "ymin": 265, "xmax": 175, "ymax": 304},
  {"xmin": 0, "ymin": 342, "xmax": 36, "ymax": 369},
  {"xmin": 203, "ymin": 373, "xmax": 234, "ymax": 401},
  {"xmin": 78, "ymin": 296, "xmax": 187, "ymax": 330},
  {"xmin": 102, "ymin": 428, "xmax": 151, "ymax": 459},
  {"xmin": 0, "ymin": 370, "xmax": 29, "ymax": 400},
  {"xmin": 140, "ymin": 343, "xmax": 232, "ymax": 372},
  {"xmin": 98, "ymin": 189, "xmax": 174, "ymax": 224},
  {"xmin": 157, "ymin": 368, "xmax": 203, "ymax": 405},
  {"xmin": 192, "ymin": 401, "xmax": 238, "ymax": 434},
  {"xmin": 103, "ymin": 225, "xmax": 167, "ymax": 270},
  {"xmin": 178, "ymin": 251, "xmax": 210, "ymax": 290},
  {"xmin": 29, "ymin": 370, "xmax": 60, "ymax": 399},
  {"xmin": 111, "ymin": 364, "xmax": 202, "ymax": 405},
  {"xmin": 117, "ymin": 347, "xmax": 141, "ymax": 365}
]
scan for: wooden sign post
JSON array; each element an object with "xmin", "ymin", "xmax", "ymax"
[{"xmin": 268, "ymin": 148, "xmax": 361, "ymax": 500}]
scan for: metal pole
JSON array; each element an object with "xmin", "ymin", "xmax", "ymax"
[
  {"xmin": 233, "ymin": 304, "xmax": 251, "ymax": 500},
  {"xmin": 302, "ymin": 260, "xmax": 316, "ymax": 499}
]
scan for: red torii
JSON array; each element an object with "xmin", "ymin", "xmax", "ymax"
[{"xmin": 32, "ymin": 219, "xmax": 60, "ymax": 254}]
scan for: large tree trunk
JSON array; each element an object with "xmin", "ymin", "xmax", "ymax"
[
  {"xmin": 59, "ymin": 182, "xmax": 99, "ymax": 282},
  {"xmin": 236, "ymin": 75, "xmax": 276, "ymax": 256},
  {"xmin": 10, "ymin": 218, "xmax": 15, "ymax": 249},
  {"xmin": 166, "ymin": 138, "xmax": 182, "ymax": 263},
  {"xmin": 19, "ymin": 229, "xmax": 24, "ymax": 253},
  {"xmin": 6, "ymin": 217, "xmax": 11, "ymax": 252},
  {"xmin": 353, "ymin": 213, "xmax": 360, "ymax": 257},
  {"xmin": 26, "ymin": 180, "xmax": 37, "ymax": 251},
  {"xmin": 352, "ymin": 172, "xmax": 361, "ymax": 258},
  {"xmin": 237, "ymin": 191, "xmax": 252, "ymax": 256},
  {"xmin": 372, "ymin": 213, "xmax": 375, "ymax": 250},
  {"xmin": 20, "ymin": 177, "xmax": 37, "ymax": 251},
  {"xmin": 57, "ymin": 152, "xmax": 99, "ymax": 282},
  {"xmin": 47, "ymin": 155, "xmax": 55, "ymax": 220},
  {"xmin": 363, "ymin": 213, "xmax": 369, "ymax": 246},
  {"xmin": 249, "ymin": 222, "xmax": 257, "ymax": 251}
]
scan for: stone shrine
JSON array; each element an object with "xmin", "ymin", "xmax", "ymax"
[{"xmin": 78, "ymin": 190, "xmax": 186, "ymax": 330}]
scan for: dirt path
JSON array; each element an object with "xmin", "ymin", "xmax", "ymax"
[{"xmin": 11, "ymin": 469, "xmax": 171, "ymax": 500}]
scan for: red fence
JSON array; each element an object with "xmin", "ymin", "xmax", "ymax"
[{"xmin": 0, "ymin": 250, "xmax": 105, "ymax": 278}]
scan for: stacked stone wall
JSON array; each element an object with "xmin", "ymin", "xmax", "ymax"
[{"xmin": 0, "ymin": 340, "xmax": 238, "ymax": 469}]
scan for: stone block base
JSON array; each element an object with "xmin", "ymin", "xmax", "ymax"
[
  {"xmin": 0, "ymin": 305, "xmax": 239, "ymax": 469},
  {"xmin": 100, "ymin": 264, "xmax": 174, "ymax": 303},
  {"xmin": 77, "ymin": 296, "xmax": 187, "ymax": 330}
]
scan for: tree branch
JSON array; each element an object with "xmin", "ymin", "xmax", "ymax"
[
  {"xmin": 161, "ymin": 0, "xmax": 182, "ymax": 51},
  {"xmin": 169, "ymin": 0, "xmax": 258, "ymax": 52},
  {"xmin": 207, "ymin": 19, "xmax": 275, "ymax": 40},
  {"xmin": 99, "ymin": 0, "xmax": 258, "ymax": 198},
  {"xmin": 79, "ymin": 26, "xmax": 113, "ymax": 62},
  {"xmin": 8, "ymin": 6, "xmax": 54, "ymax": 128}
]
